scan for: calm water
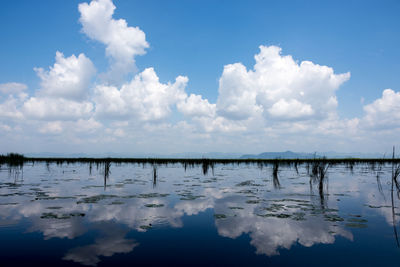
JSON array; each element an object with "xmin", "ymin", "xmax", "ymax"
[{"xmin": 0, "ymin": 162, "xmax": 399, "ymax": 266}]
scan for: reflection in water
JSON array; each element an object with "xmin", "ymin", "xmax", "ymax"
[
  {"xmin": 0, "ymin": 161, "xmax": 399, "ymax": 265},
  {"xmin": 103, "ymin": 161, "xmax": 111, "ymax": 190},
  {"xmin": 153, "ymin": 166, "xmax": 157, "ymax": 188},
  {"xmin": 63, "ymin": 224, "xmax": 138, "ymax": 266},
  {"xmin": 309, "ymin": 161, "xmax": 329, "ymax": 208},
  {"xmin": 272, "ymin": 162, "xmax": 281, "ymax": 189}
]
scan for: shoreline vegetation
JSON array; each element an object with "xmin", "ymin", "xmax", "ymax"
[{"xmin": 1, "ymin": 152, "xmax": 399, "ymax": 167}]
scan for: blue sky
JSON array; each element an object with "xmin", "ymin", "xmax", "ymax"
[{"xmin": 0, "ymin": 0, "xmax": 399, "ymax": 154}]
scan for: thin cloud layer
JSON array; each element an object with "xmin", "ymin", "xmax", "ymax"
[{"xmin": 0, "ymin": 82, "xmax": 27, "ymax": 94}]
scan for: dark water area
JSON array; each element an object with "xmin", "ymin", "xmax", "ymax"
[{"xmin": 1, "ymin": 161, "xmax": 400, "ymax": 266}]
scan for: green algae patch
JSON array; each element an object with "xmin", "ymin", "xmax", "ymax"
[
  {"xmin": 229, "ymin": 206, "xmax": 244, "ymax": 210},
  {"xmin": 347, "ymin": 218, "xmax": 368, "ymax": 223},
  {"xmin": 40, "ymin": 212, "xmax": 85, "ymax": 219},
  {"xmin": 256, "ymin": 213, "xmax": 291, "ymax": 219},
  {"xmin": 178, "ymin": 192, "xmax": 204, "ymax": 200},
  {"xmin": 137, "ymin": 193, "xmax": 169, "ymax": 198},
  {"xmin": 324, "ymin": 214, "xmax": 344, "ymax": 222},
  {"xmin": 366, "ymin": 204, "xmax": 391, "ymax": 209},
  {"xmin": 292, "ymin": 212, "xmax": 306, "ymax": 221},
  {"xmin": 270, "ymin": 198, "xmax": 309, "ymax": 203},
  {"xmin": 77, "ymin": 194, "xmax": 118, "ymax": 204},
  {"xmin": 145, "ymin": 203, "xmax": 164, "ymax": 208},
  {"xmin": 345, "ymin": 223, "xmax": 368, "ymax": 229},
  {"xmin": 246, "ymin": 199, "xmax": 261, "ymax": 204},
  {"xmin": 236, "ymin": 180, "xmax": 254, "ymax": 187},
  {"xmin": 109, "ymin": 201, "xmax": 125, "ymax": 205},
  {"xmin": 180, "ymin": 195, "xmax": 204, "ymax": 200},
  {"xmin": 139, "ymin": 225, "xmax": 152, "ymax": 230},
  {"xmin": 237, "ymin": 189, "xmax": 257, "ymax": 195},
  {"xmin": 262, "ymin": 203, "xmax": 286, "ymax": 212},
  {"xmin": 46, "ymin": 206, "xmax": 63, "ymax": 210},
  {"xmin": 35, "ymin": 196, "xmax": 76, "ymax": 201},
  {"xmin": 214, "ymin": 214, "xmax": 227, "ymax": 219}
]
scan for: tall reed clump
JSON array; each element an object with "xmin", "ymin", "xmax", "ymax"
[
  {"xmin": 201, "ymin": 159, "xmax": 215, "ymax": 175},
  {"xmin": 393, "ymin": 147, "xmax": 400, "ymax": 188},
  {"xmin": 272, "ymin": 161, "xmax": 281, "ymax": 189},
  {"xmin": 103, "ymin": 160, "xmax": 111, "ymax": 190},
  {"xmin": 153, "ymin": 165, "xmax": 157, "ymax": 188},
  {"xmin": 0, "ymin": 153, "xmax": 25, "ymax": 167},
  {"xmin": 104, "ymin": 160, "xmax": 111, "ymax": 179},
  {"xmin": 309, "ymin": 157, "xmax": 329, "ymax": 206},
  {"xmin": 391, "ymin": 146, "xmax": 400, "ymax": 247}
]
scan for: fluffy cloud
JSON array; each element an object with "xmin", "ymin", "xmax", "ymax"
[
  {"xmin": 95, "ymin": 67, "xmax": 188, "ymax": 121},
  {"xmin": 268, "ymin": 99, "xmax": 313, "ymax": 119},
  {"xmin": 38, "ymin": 118, "xmax": 101, "ymax": 134},
  {"xmin": 35, "ymin": 52, "xmax": 96, "ymax": 100},
  {"xmin": 362, "ymin": 89, "xmax": 400, "ymax": 130},
  {"xmin": 23, "ymin": 97, "xmax": 93, "ymax": 121},
  {"xmin": 177, "ymin": 94, "xmax": 216, "ymax": 118},
  {"xmin": 79, "ymin": 0, "xmax": 148, "ymax": 83},
  {"xmin": 0, "ymin": 94, "xmax": 26, "ymax": 120},
  {"xmin": 0, "ymin": 82, "xmax": 27, "ymax": 94},
  {"xmin": 19, "ymin": 51, "xmax": 96, "ymax": 122},
  {"xmin": 217, "ymin": 46, "xmax": 350, "ymax": 122}
]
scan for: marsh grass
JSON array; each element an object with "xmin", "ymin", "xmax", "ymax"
[
  {"xmin": 390, "ymin": 147, "xmax": 400, "ymax": 247},
  {"xmin": 272, "ymin": 161, "xmax": 281, "ymax": 189},
  {"xmin": 2, "ymin": 153, "xmax": 400, "ymax": 169},
  {"xmin": 309, "ymin": 158, "xmax": 330, "ymax": 208},
  {"xmin": 153, "ymin": 166, "xmax": 157, "ymax": 188}
]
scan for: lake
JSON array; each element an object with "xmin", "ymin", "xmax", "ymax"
[{"xmin": 0, "ymin": 160, "xmax": 399, "ymax": 266}]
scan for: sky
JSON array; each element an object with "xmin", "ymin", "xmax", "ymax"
[{"xmin": 0, "ymin": 0, "xmax": 399, "ymax": 155}]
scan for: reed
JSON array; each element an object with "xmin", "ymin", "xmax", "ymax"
[{"xmin": 1, "ymin": 153, "xmax": 400, "ymax": 172}]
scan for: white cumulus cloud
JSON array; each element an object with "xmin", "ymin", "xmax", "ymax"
[
  {"xmin": 177, "ymin": 94, "xmax": 216, "ymax": 118},
  {"xmin": 268, "ymin": 98, "xmax": 314, "ymax": 119},
  {"xmin": 362, "ymin": 89, "xmax": 400, "ymax": 130},
  {"xmin": 217, "ymin": 45, "xmax": 350, "ymax": 122},
  {"xmin": 23, "ymin": 97, "xmax": 93, "ymax": 121},
  {"xmin": 0, "ymin": 94, "xmax": 26, "ymax": 120},
  {"xmin": 95, "ymin": 67, "xmax": 188, "ymax": 121},
  {"xmin": 35, "ymin": 52, "xmax": 96, "ymax": 100},
  {"xmin": 79, "ymin": 0, "xmax": 149, "ymax": 83}
]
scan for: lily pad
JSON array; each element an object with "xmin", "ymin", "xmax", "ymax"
[
  {"xmin": 214, "ymin": 214, "xmax": 227, "ymax": 219},
  {"xmin": 345, "ymin": 223, "xmax": 368, "ymax": 229},
  {"xmin": 145, "ymin": 203, "xmax": 164, "ymax": 208}
]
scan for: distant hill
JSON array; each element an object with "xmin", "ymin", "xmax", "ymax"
[
  {"xmin": 240, "ymin": 151, "xmax": 317, "ymax": 159},
  {"xmin": 21, "ymin": 151, "xmax": 384, "ymax": 159},
  {"xmin": 240, "ymin": 151, "xmax": 384, "ymax": 159},
  {"xmin": 24, "ymin": 152, "xmax": 243, "ymax": 159}
]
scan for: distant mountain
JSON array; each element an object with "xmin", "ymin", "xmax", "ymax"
[
  {"xmin": 240, "ymin": 151, "xmax": 317, "ymax": 159},
  {"xmin": 169, "ymin": 152, "xmax": 242, "ymax": 159},
  {"xmin": 21, "ymin": 150, "xmax": 385, "ymax": 159},
  {"xmin": 23, "ymin": 152, "xmax": 242, "ymax": 159},
  {"xmin": 240, "ymin": 151, "xmax": 384, "ymax": 159}
]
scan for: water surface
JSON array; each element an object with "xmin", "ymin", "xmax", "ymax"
[{"xmin": 0, "ymin": 161, "xmax": 399, "ymax": 266}]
